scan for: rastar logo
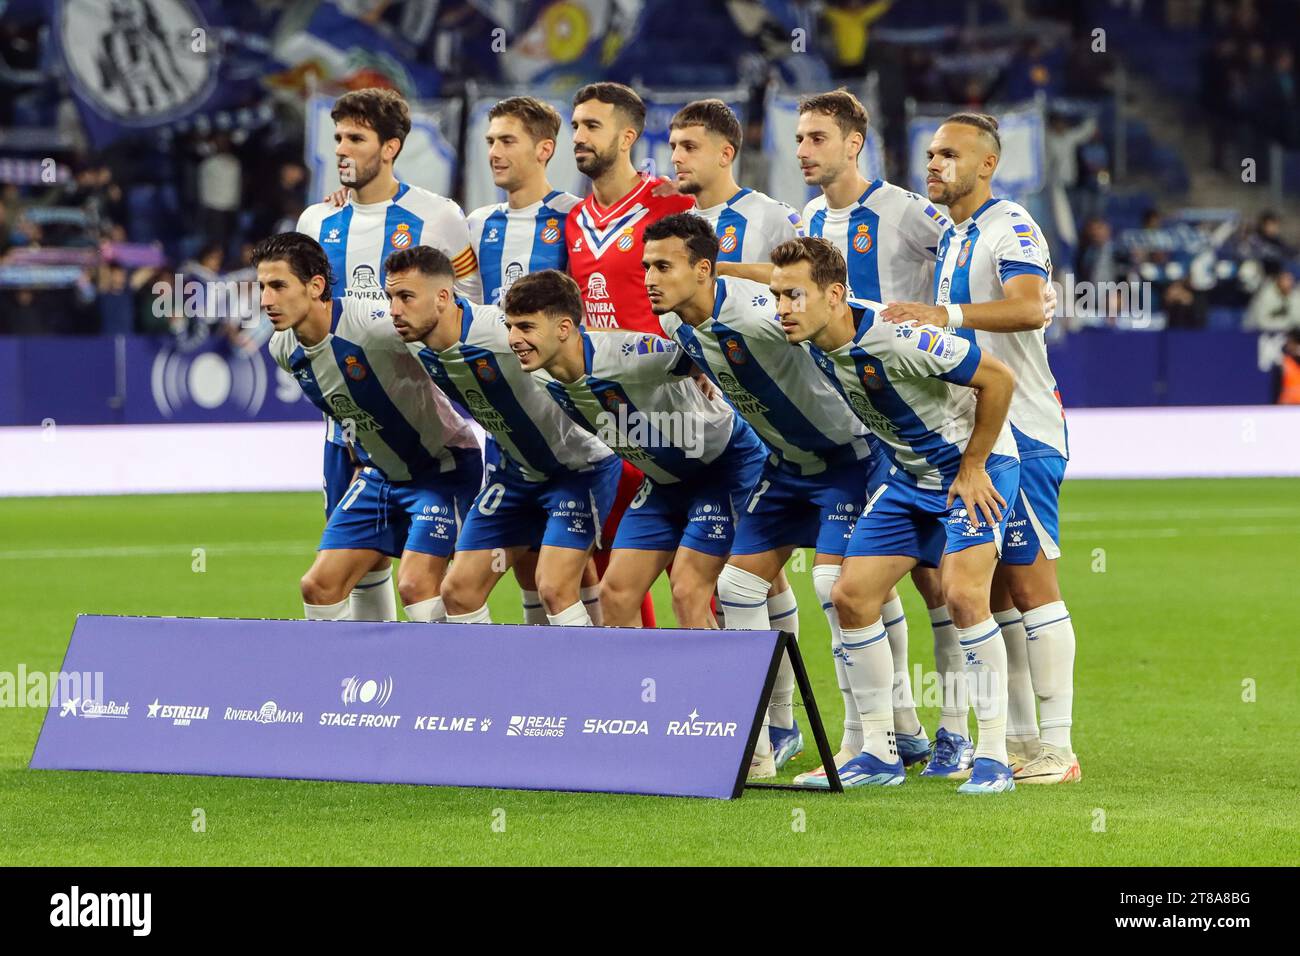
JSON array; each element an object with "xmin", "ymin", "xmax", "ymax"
[{"xmin": 665, "ymin": 708, "xmax": 737, "ymax": 738}]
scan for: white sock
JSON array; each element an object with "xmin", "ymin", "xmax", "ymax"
[
  {"xmin": 958, "ymin": 617, "xmax": 1009, "ymax": 765},
  {"xmin": 580, "ymin": 585, "xmax": 603, "ymax": 626},
  {"xmin": 767, "ymin": 587, "xmax": 799, "ymax": 731},
  {"xmin": 304, "ymin": 598, "xmax": 350, "ymax": 621},
  {"xmin": 716, "ymin": 564, "xmax": 773, "ymax": 629},
  {"xmin": 404, "ymin": 596, "xmax": 446, "ymax": 623},
  {"xmin": 997, "ymin": 607, "xmax": 1039, "ymax": 742},
  {"xmin": 839, "ymin": 618, "xmax": 896, "ymax": 763},
  {"xmin": 930, "ymin": 604, "xmax": 969, "ymax": 738},
  {"xmin": 521, "ymin": 589, "xmax": 548, "ymax": 626},
  {"xmin": 1024, "ymin": 600, "xmax": 1076, "ymax": 751},
  {"xmin": 349, "ymin": 569, "xmax": 397, "ymax": 621},
  {"xmin": 882, "ymin": 595, "xmax": 920, "ymax": 736},
  {"xmin": 446, "ymin": 605, "xmax": 492, "ymax": 624},
  {"xmin": 813, "ymin": 565, "xmax": 861, "ymax": 754},
  {"xmin": 547, "ymin": 600, "xmax": 592, "ymax": 626}
]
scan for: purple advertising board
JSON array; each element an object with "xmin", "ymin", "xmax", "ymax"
[{"xmin": 30, "ymin": 616, "xmax": 793, "ymax": 799}]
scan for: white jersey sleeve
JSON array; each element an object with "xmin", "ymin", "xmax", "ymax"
[
  {"xmin": 405, "ymin": 190, "xmax": 483, "ymax": 303},
  {"xmin": 868, "ymin": 322, "xmax": 981, "ymax": 386}
]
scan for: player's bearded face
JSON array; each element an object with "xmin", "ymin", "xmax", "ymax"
[
  {"xmin": 796, "ymin": 114, "xmax": 855, "ymax": 187},
  {"xmin": 335, "ymin": 121, "xmax": 384, "ymax": 190},
  {"xmin": 574, "ymin": 136, "xmax": 618, "ymax": 178},
  {"xmin": 386, "ymin": 274, "xmax": 443, "ymax": 343}
]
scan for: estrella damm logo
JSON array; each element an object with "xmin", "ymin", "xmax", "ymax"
[
  {"xmin": 390, "ymin": 223, "xmax": 413, "ymax": 248},
  {"xmin": 541, "ymin": 218, "xmax": 561, "ymax": 244},
  {"xmin": 852, "ymin": 224, "xmax": 872, "ymax": 254}
]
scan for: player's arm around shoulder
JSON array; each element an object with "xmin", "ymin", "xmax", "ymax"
[{"xmin": 418, "ymin": 191, "xmax": 482, "ymax": 303}]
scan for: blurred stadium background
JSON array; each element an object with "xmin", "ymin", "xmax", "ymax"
[{"xmin": 1, "ymin": 0, "xmax": 1298, "ymax": 489}]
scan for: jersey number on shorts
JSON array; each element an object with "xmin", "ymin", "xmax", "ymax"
[
  {"xmin": 476, "ymin": 482, "xmax": 507, "ymax": 515},
  {"xmin": 339, "ymin": 478, "xmax": 368, "ymax": 512}
]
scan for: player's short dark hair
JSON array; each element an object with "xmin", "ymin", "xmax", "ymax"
[
  {"xmin": 798, "ymin": 89, "xmax": 869, "ymax": 143},
  {"xmin": 573, "ymin": 82, "xmax": 646, "ymax": 137},
  {"xmin": 385, "ymin": 245, "xmax": 455, "ymax": 281},
  {"xmin": 502, "ymin": 270, "xmax": 584, "ymax": 324},
  {"xmin": 943, "ymin": 112, "xmax": 1001, "ymax": 154},
  {"xmin": 643, "ymin": 213, "xmax": 719, "ymax": 271},
  {"xmin": 670, "ymin": 99, "xmax": 743, "ymax": 154},
  {"xmin": 331, "ymin": 88, "xmax": 412, "ymax": 158},
  {"xmin": 489, "ymin": 96, "xmax": 562, "ymax": 146},
  {"xmin": 251, "ymin": 233, "xmax": 334, "ymax": 301},
  {"xmin": 770, "ymin": 237, "xmax": 847, "ymax": 290}
]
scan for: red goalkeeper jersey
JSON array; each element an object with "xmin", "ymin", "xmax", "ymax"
[{"xmin": 565, "ymin": 174, "xmax": 695, "ymax": 335}]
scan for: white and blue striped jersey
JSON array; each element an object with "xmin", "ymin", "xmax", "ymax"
[
  {"xmin": 694, "ymin": 188, "xmax": 801, "ymax": 264},
  {"xmin": 539, "ymin": 329, "xmax": 748, "ymax": 485},
  {"xmin": 406, "ymin": 296, "xmax": 613, "ymax": 482},
  {"xmin": 467, "ymin": 190, "xmax": 581, "ymax": 306},
  {"xmin": 269, "ymin": 298, "xmax": 479, "ymax": 483},
  {"xmin": 933, "ymin": 197, "xmax": 1066, "ymax": 460},
  {"xmin": 802, "ymin": 180, "xmax": 948, "ymax": 302},
  {"xmin": 806, "ymin": 299, "xmax": 1019, "ymax": 491},
  {"xmin": 659, "ymin": 276, "xmax": 871, "ymax": 476},
  {"xmin": 298, "ymin": 181, "xmax": 482, "ymax": 445}
]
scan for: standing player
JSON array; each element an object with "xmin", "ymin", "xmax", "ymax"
[
  {"xmin": 468, "ymin": 96, "xmax": 580, "ymax": 306},
  {"xmin": 773, "ymin": 237, "xmax": 1021, "ymax": 793},
  {"xmin": 667, "ymin": 99, "xmax": 801, "ymax": 265},
  {"xmin": 566, "ymin": 82, "xmax": 696, "ymax": 626},
  {"xmin": 466, "ymin": 95, "xmax": 591, "ymax": 623},
  {"xmin": 665, "ymin": 102, "xmax": 808, "ymax": 769},
  {"xmin": 644, "ymin": 213, "xmax": 905, "ymax": 782},
  {"xmin": 795, "ymin": 88, "xmax": 955, "ymax": 770},
  {"xmin": 257, "ymin": 233, "xmax": 483, "ymax": 623},
  {"xmin": 382, "ymin": 245, "xmax": 622, "ymax": 627},
  {"xmin": 296, "ymin": 88, "xmax": 482, "ymax": 622},
  {"xmin": 883, "ymin": 113, "xmax": 1080, "ymax": 785},
  {"xmin": 505, "ymin": 270, "xmax": 767, "ymax": 628}
]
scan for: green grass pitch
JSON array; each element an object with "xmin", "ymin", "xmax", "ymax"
[{"xmin": 1, "ymin": 478, "xmax": 1296, "ymax": 866}]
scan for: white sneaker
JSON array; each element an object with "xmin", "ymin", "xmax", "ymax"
[
  {"xmin": 1013, "ymin": 742, "xmax": 1081, "ymax": 784},
  {"xmin": 1007, "ymin": 736, "xmax": 1041, "ymax": 772},
  {"xmin": 791, "ymin": 747, "xmax": 856, "ymax": 788},
  {"xmin": 748, "ymin": 750, "xmax": 776, "ymax": 780}
]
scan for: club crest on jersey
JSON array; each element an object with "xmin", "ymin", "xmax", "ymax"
[
  {"xmin": 616, "ymin": 228, "xmax": 635, "ymax": 252},
  {"xmin": 852, "ymin": 224, "xmax": 872, "ymax": 254},
  {"xmin": 718, "ymin": 227, "xmax": 738, "ymax": 254},
  {"xmin": 723, "ymin": 337, "xmax": 748, "ymax": 365},
  {"xmin": 390, "ymin": 223, "xmax": 413, "ymax": 249},
  {"xmin": 541, "ymin": 218, "xmax": 561, "ymax": 244},
  {"xmin": 474, "ymin": 358, "xmax": 497, "ymax": 383},
  {"xmin": 343, "ymin": 355, "xmax": 368, "ymax": 381},
  {"xmin": 861, "ymin": 363, "xmax": 883, "ymax": 390},
  {"xmin": 957, "ymin": 239, "xmax": 972, "ymax": 267},
  {"xmin": 601, "ymin": 390, "xmax": 626, "ymax": 412}
]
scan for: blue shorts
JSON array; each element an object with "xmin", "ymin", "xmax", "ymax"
[
  {"xmin": 731, "ymin": 458, "xmax": 873, "ymax": 557},
  {"xmin": 319, "ymin": 450, "xmax": 484, "ymax": 558},
  {"xmin": 844, "ymin": 462, "xmax": 1021, "ymax": 568},
  {"xmin": 1001, "ymin": 454, "xmax": 1066, "ymax": 565},
  {"xmin": 456, "ymin": 454, "xmax": 623, "ymax": 553},
  {"xmin": 613, "ymin": 443, "xmax": 766, "ymax": 557},
  {"xmin": 323, "ymin": 439, "xmax": 355, "ymax": 518}
]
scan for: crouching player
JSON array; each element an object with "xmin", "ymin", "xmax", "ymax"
[
  {"xmin": 257, "ymin": 233, "xmax": 483, "ymax": 622},
  {"xmin": 504, "ymin": 269, "xmax": 767, "ymax": 628},
  {"xmin": 644, "ymin": 212, "xmax": 928, "ymax": 781},
  {"xmin": 382, "ymin": 245, "xmax": 623, "ymax": 626},
  {"xmin": 773, "ymin": 237, "xmax": 1021, "ymax": 793}
]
